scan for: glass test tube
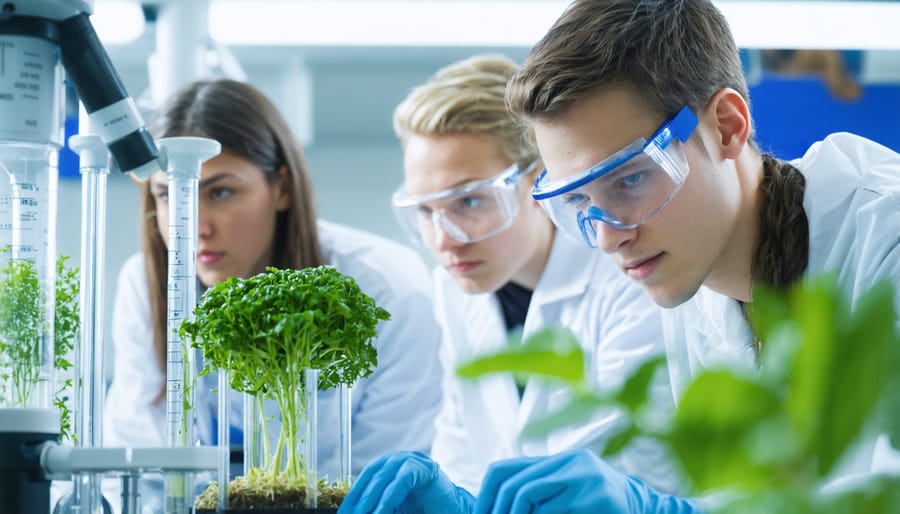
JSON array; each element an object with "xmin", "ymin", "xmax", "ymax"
[
  {"xmin": 338, "ymin": 384, "xmax": 352, "ymax": 485},
  {"xmin": 217, "ymin": 369, "xmax": 230, "ymax": 510},
  {"xmin": 71, "ymin": 134, "xmax": 111, "ymax": 513},
  {"xmin": 0, "ymin": 144, "xmax": 59, "ymax": 410},
  {"xmin": 243, "ymin": 392, "xmax": 267, "ymax": 475},
  {"xmin": 0, "ymin": 21, "xmax": 63, "ymax": 416},
  {"xmin": 158, "ymin": 137, "xmax": 221, "ymax": 514},
  {"xmin": 304, "ymin": 368, "xmax": 319, "ymax": 508}
]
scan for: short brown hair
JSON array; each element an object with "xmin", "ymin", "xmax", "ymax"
[
  {"xmin": 507, "ymin": 0, "xmax": 748, "ymax": 123},
  {"xmin": 508, "ymin": 0, "xmax": 810, "ymax": 315}
]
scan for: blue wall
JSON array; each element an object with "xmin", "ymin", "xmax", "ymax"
[{"xmin": 749, "ymin": 76, "xmax": 900, "ymax": 159}]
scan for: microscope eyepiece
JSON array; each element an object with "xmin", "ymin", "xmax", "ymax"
[{"xmin": 58, "ymin": 12, "xmax": 159, "ymax": 177}]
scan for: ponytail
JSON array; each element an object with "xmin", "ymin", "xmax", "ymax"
[
  {"xmin": 752, "ymin": 154, "xmax": 810, "ymax": 291},
  {"xmin": 745, "ymin": 154, "xmax": 809, "ymax": 358}
]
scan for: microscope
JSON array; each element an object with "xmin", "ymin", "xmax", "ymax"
[{"xmin": 0, "ymin": 2, "xmax": 220, "ymax": 513}]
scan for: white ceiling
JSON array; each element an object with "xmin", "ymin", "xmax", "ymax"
[{"xmin": 100, "ymin": 0, "xmax": 900, "ymax": 148}]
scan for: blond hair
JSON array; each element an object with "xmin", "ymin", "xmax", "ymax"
[{"xmin": 394, "ymin": 54, "xmax": 538, "ymax": 169}]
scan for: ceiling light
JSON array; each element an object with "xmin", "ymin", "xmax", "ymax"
[
  {"xmin": 210, "ymin": 1, "xmax": 567, "ymax": 47},
  {"xmin": 209, "ymin": 0, "xmax": 900, "ymax": 50},
  {"xmin": 90, "ymin": 0, "xmax": 146, "ymax": 45},
  {"xmin": 719, "ymin": 1, "xmax": 900, "ymax": 50}
]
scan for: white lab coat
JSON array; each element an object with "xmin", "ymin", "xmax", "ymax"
[
  {"xmin": 663, "ymin": 133, "xmax": 900, "ymax": 482},
  {"xmin": 102, "ymin": 220, "xmax": 443, "ymax": 512},
  {"xmin": 430, "ymin": 230, "xmax": 680, "ymax": 495}
]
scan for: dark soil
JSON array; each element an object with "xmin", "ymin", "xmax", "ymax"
[{"xmin": 196, "ymin": 479, "xmax": 347, "ymax": 512}]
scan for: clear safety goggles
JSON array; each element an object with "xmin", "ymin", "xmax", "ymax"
[
  {"xmin": 392, "ymin": 162, "xmax": 534, "ymax": 246},
  {"xmin": 531, "ymin": 106, "xmax": 698, "ymax": 247}
]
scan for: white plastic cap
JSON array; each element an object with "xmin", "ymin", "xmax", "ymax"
[
  {"xmin": 67, "ymin": 134, "xmax": 110, "ymax": 170},
  {"xmin": 157, "ymin": 137, "xmax": 222, "ymax": 180}
]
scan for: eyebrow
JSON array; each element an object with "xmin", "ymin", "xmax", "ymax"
[
  {"xmin": 451, "ymin": 176, "xmax": 489, "ymax": 189},
  {"xmin": 198, "ymin": 174, "xmax": 237, "ymax": 191},
  {"xmin": 434, "ymin": 172, "xmax": 496, "ymax": 192},
  {"xmin": 150, "ymin": 173, "xmax": 239, "ymax": 192}
]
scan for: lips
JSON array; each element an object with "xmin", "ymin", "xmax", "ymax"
[
  {"xmin": 197, "ymin": 250, "xmax": 224, "ymax": 266},
  {"xmin": 447, "ymin": 260, "xmax": 480, "ymax": 274},
  {"xmin": 623, "ymin": 253, "xmax": 663, "ymax": 281}
]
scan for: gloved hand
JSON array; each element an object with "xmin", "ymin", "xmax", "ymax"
[
  {"xmin": 338, "ymin": 450, "xmax": 475, "ymax": 514},
  {"xmin": 474, "ymin": 449, "xmax": 701, "ymax": 514}
]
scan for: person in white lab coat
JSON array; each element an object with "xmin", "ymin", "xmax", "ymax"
[
  {"xmin": 102, "ymin": 79, "xmax": 442, "ymax": 513},
  {"xmin": 339, "ymin": 55, "xmax": 675, "ymax": 514},
  {"xmin": 436, "ymin": 0, "xmax": 900, "ymax": 513}
]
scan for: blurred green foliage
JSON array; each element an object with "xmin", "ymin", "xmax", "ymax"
[
  {"xmin": 0, "ymin": 253, "xmax": 80, "ymax": 442},
  {"xmin": 457, "ymin": 274, "xmax": 900, "ymax": 512}
]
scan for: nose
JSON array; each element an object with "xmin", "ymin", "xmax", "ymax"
[
  {"xmin": 595, "ymin": 220, "xmax": 636, "ymax": 254},
  {"xmin": 431, "ymin": 213, "xmax": 465, "ymax": 252},
  {"xmin": 197, "ymin": 208, "xmax": 213, "ymax": 239}
]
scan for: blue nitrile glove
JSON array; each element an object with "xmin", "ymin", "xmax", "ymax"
[
  {"xmin": 474, "ymin": 449, "xmax": 701, "ymax": 514},
  {"xmin": 338, "ymin": 450, "xmax": 475, "ymax": 514}
]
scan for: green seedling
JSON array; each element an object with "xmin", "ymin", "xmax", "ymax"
[
  {"xmin": 0, "ymin": 253, "xmax": 80, "ymax": 442},
  {"xmin": 181, "ymin": 265, "xmax": 389, "ymax": 509}
]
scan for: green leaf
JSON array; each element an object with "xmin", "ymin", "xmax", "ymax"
[
  {"xmin": 601, "ymin": 422, "xmax": 640, "ymax": 458},
  {"xmin": 756, "ymin": 323, "xmax": 802, "ymax": 387},
  {"xmin": 784, "ymin": 276, "xmax": 841, "ymax": 454},
  {"xmin": 747, "ymin": 284, "xmax": 791, "ymax": 348},
  {"xmin": 878, "ymin": 349, "xmax": 900, "ymax": 450},
  {"xmin": 519, "ymin": 391, "xmax": 611, "ymax": 440},
  {"xmin": 814, "ymin": 279, "xmax": 896, "ymax": 476},
  {"xmin": 456, "ymin": 326, "xmax": 585, "ymax": 387},
  {"xmin": 670, "ymin": 370, "xmax": 781, "ymax": 491},
  {"xmin": 741, "ymin": 415, "xmax": 804, "ymax": 469},
  {"xmin": 615, "ymin": 355, "xmax": 667, "ymax": 415},
  {"xmin": 812, "ymin": 475, "xmax": 900, "ymax": 514},
  {"xmin": 716, "ymin": 488, "xmax": 814, "ymax": 514}
]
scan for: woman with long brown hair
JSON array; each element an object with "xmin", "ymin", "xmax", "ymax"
[{"xmin": 103, "ymin": 79, "xmax": 443, "ymax": 511}]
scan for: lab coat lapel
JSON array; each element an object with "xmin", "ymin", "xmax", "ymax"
[
  {"xmin": 515, "ymin": 232, "xmax": 598, "ymax": 454},
  {"xmin": 467, "ymin": 292, "xmax": 521, "ymax": 457}
]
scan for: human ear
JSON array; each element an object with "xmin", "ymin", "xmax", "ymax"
[
  {"xmin": 273, "ymin": 164, "xmax": 292, "ymax": 211},
  {"xmin": 707, "ymin": 88, "xmax": 752, "ymax": 160}
]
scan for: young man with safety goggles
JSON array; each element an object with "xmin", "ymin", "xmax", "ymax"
[
  {"xmin": 438, "ymin": 1, "xmax": 899, "ymax": 513},
  {"xmin": 338, "ymin": 54, "xmax": 678, "ymax": 514}
]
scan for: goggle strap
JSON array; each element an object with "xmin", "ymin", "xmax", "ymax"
[{"xmin": 669, "ymin": 106, "xmax": 698, "ymax": 143}]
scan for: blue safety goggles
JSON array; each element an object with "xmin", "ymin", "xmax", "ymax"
[{"xmin": 531, "ymin": 106, "xmax": 698, "ymax": 247}]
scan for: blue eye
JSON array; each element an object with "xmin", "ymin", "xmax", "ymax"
[
  {"xmin": 619, "ymin": 171, "xmax": 646, "ymax": 189},
  {"xmin": 562, "ymin": 193, "xmax": 589, "ymax": 207},
  {"xmin": 450, "ymin": 194, "xmax": 489, "ymax": 216},
  {"xmin": 211, "ymin": 188, "xmax": 233, "ymax": 200},
  {"xmin": 461, "ymin": 196, "xmax": 483, "ymax": 209}
]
